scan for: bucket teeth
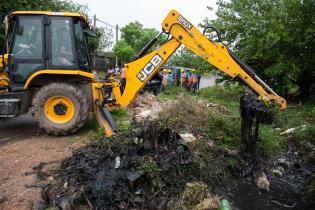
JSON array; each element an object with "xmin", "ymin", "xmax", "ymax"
[{"xmin": 240, "ymin": 93, "xmax": 276, "ymax": 125}]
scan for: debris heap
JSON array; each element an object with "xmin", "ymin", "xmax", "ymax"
[{"xmin": 42, "ymin": 94, "xmax": 221, "ymax": 210}]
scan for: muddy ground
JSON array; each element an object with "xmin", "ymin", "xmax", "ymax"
[{"xmin": 0, "ymin": 114, "xmax": 89, "ymax": 210}]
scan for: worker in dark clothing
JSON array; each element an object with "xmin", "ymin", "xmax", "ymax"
[{"xmin": 197, "ymin": 74, "xmax": 201, "ymax": 90}]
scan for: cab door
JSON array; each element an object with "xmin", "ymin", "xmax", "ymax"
[
  {"xmin": 48, "ymin": 17, "xmax": 77, "ymax": 69},
  {"xmin": 8, "ymin": 15, "xmax": 45, "ymax": 90}
]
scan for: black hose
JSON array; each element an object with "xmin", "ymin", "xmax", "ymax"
[
  {"xmin": 135, "ymin": 31, "xmax": 163, "ymax": 59},
  {"xmin": 202, "ymin": 25, "xmax": 223, "ymax": 43}
]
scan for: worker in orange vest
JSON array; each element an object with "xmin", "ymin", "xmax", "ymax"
[
  {"xmin": 180, "ymin": 69, "xmax": 186, "ymax": 87},
  {"xmin": 192, "ymin": 73, "xmax": 199, "ymax": 93},
  {"xmin": 187, "ymin": 72, "xmax": 193, "ymax": 89}
]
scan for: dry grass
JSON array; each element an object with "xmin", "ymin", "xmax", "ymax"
[{"xmin": 159, "ymin": 93, "xmax": 209, "ymax": 134}]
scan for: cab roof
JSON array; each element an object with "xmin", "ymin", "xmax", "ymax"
[{"xmin": 11, "ymin": 11, "xmax": 89, "ymax": 24}]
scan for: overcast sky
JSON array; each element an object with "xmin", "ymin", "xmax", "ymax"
[{"xmin": 73, "ymin": 0, "xmax": 218, "ymax": 30}]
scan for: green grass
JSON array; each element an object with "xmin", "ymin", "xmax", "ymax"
[
  {"xmin": 206, "ymin": 111, "xmax": 241, "ymax": 150},
  {"xmin": 82, "ymin": 117, "xmax": 99, "ymax": 131},
  {"xmin": 294, "ymin": 125, "xmax": 315, "ymax": 143},
  {"xmin": 157, "ymin": 86, "xmax": 189, "ymax": 100},
  {"xmin": 111, "ymin": 108, "xmax": 132, "ymax": 132},
  {"xmin": 139, "ymin": 159, "xmax": 164, "ymax": 193},
  {"xmin": 197, "ymin": 84, "xmax": 243, "ymax": 113},
  {"xmin": 275, "ymin": 99, "xmax": 315, "ymax": 129},
  {"xmin": 83, "ymin": 108, "xmax": 131, "ymax": 140},
  {"xmin": 257, "ymin": 125, "xmax": 286, "ymax": 157},
  {"xmin": 158, "ymin": 85, "xmax": 291, "ymax": 158}
]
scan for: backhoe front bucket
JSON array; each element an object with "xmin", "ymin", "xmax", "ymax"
[{"xmin": 95, "ymin": 100, "xmax": 117, "ymax": 137}]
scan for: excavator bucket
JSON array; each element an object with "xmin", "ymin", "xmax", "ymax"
[
  {"xmin": 240, "ymin": 92, "xmax": 277, "ymax": 152},
  {"xmin": 91, "ymin": 82, "xmax": 117, "ymax": 137},
  {"xmin": 94, "ymin": 100, "xmax": 117, "ymax": 137}
]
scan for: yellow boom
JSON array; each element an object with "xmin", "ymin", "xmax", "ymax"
[{"xmin": 110, "ymin": 10, "xmax": 286, "ymax": 110}]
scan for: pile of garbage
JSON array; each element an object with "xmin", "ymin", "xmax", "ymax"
[
  {"xmin": 41, "ymin": 94, "xmax": 225, "ymax": 210},
  {"xmin": 130, "ymin": 93, "xmax": 210, "ymax": 134},
  {"xmin": 42, "ymin": 128, "xmax": 225, "ymax": 209},
  {"xmin": 40, "ymin": 93, "xmax": 313, "ymax": 210},
  {"xmin": 129, "ymin": 93, "xmax": 162, "ymax": 123}
]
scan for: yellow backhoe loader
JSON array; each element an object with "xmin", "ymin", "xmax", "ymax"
[{"xmin": 0, "ymin": 10, "xmax": 286, "ymax": 147}]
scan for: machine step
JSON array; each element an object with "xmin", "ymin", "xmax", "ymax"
[
  {"xmin": 0, "ymin": 85, "xmax": 9, "ymax": 90},
  {"xmin": 0, "ymin": 98, "xmax": 21, "ymax": 117}
]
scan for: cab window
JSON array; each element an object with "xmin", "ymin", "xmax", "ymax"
[
  {"xmin": 12, "ymin": 18, "xmax": 43, "ymax": 59},
  {"xmin": 74, "ymin": 20, "xmax": 90, "ymax": 70},
  {"xmin": 9, "ymin": 16, "xmax": 44, "ymax": 85},
  {"xmin": 51, "ymin": 17, "xmax": 75, "ymax": 67}
]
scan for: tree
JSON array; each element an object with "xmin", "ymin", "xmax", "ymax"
[
  {"xmin": 114, "ymin": 21, "xmax": 160, "ymax": 63},
  {"xmin": 88, "ymin": 26, "xmax": 114, "ymax": 55},
  {"xmin": 205, "ymin": 0, "xmax": 315, "ymax": 99},
  {"xmin": 168, "ymin": 47, "xmax": 213, "ymax": 73}
]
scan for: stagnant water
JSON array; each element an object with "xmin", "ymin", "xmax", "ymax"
[
  {"xmin": 222, "ymin": 146, "xmax": 314, "ymax": 210},
  {"xmin": 228, "ymin": 180, "xmax": 305, "ymax": 210}
]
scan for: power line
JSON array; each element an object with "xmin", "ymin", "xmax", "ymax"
[
  {"xmin": 89, "ymin": 15, "xmax": 119, "ymax": 66},
  {"xmin": 87, "ymin": 16, "xmax": 119, "ymax": 29}
]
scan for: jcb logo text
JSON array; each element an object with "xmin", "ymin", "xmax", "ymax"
[{"xmin": 137, "ymin": 54, "xmax": 163, "ymax": 82}]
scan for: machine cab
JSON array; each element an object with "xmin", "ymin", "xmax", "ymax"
[{"xmin": 3, "ymin": 11, "xmax": 92, "ymax": 91}]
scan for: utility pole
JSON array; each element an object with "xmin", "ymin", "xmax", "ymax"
[
  {"xmin": 115, "ymin": 24, "xmax": 119, "ymax": 67},
  {"xmin": 90, "ymin": 16, "xmax": 119, "ymax": 68},
  {"xmin": 93, "ymin": 14, "xmax": 96, "ymax": 66}
]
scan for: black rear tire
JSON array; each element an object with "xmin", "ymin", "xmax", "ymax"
[{"xmin": 32, "ymin": 83, "xmax": 90, "ymax": 135}]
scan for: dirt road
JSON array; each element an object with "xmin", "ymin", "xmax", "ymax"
[{"xmin": 0, "ymin": 114, "xmax": 90, "ymax": 210}]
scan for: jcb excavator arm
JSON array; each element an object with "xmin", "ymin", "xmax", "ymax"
[{"xmin": 102, "ymin": 10, "xmax": 286, "ymax": 136}]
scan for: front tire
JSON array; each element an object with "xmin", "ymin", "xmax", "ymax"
[{"xmin": 32, "ymin": 83, "xmax": 90, "ymax": 135}]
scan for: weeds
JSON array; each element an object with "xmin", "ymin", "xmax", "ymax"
[
  {"xmin": 111, "ymin": 108, "xmax": 132, "ymax": 132},
  {"xmin": 181, "ymin": 182, "xmax": 209, "ymax": 208},
  {"xmin": 197, "ymin": 85, "xmax": 243, "ymax": 112},
  {"xmin": 82, "ymin": 117, "xmax": 99, "ymax": 131},
  {"xmin": 275, "ymin": 99, "xmax": 315, "ymax": 129},
  {"xmin": 139, "ymin": 159, "xmax": 164, "ymax": 193},
  {"xmin": 257, "ymin": 125, "xmax": 286, "ymax": 157},
  {"xmin": 207, "ymin": 111, "xmax": 241, "ymax": 150},
  {"xmin": 294, "ymin": 124, "xmax": 315, "ymax": 143},
  {"xmin": 87, "ymin": 127, "xmax": 104, "ymax": 141},
  {"xmin": 158, "ymin": 93, "xmax": 209, "ymax": 134}
]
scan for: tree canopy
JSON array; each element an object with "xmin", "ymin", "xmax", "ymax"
[
  {"xmin": 114, "ymin": 21, "xmax": 160, "ymax": 63},
  {"xmin": 205, "ymin": 0, "xmax": 315, "ymax": 98},
  {"xmin": 88, "ymin": 26, "xmax": 114, "ymax": 55}
]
